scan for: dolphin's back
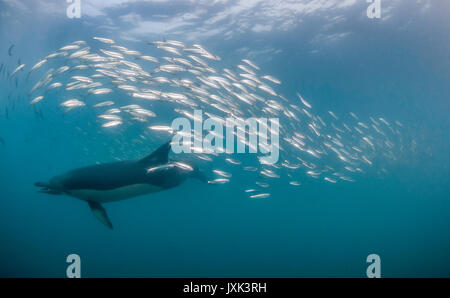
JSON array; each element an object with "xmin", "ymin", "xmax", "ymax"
[
  {"xmin": 56, "ymin": 160, "xmax": 146, "ymax": 191},
  {"xmin": 54, "ymin": 141, "xmax": 175, "ymax": 191},
  {"xmin": 58, "ymin": 160, "xmax": 189, "ymax": 191}
]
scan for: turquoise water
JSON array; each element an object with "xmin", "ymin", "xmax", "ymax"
[{"xmin": 0, "ymin": 0, "xmax": 449, "ymax": 277}]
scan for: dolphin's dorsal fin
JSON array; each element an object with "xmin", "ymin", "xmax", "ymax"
[
  {"xmin": 88, "ymin": 201, "xmax": 113, "ymax": 229},
  {"xmin": 140, "ymin": 141, "xmax": 171, "ymax": 166}
]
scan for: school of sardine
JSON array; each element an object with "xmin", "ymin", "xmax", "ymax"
[{"xmin": 1, "ymin": 37, "xmax": 408, "ymax": 199}]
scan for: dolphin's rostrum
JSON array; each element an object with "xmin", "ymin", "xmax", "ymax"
[{"xmin": 35, "ymin": 141, "xmax": 207, "ymax": 229}]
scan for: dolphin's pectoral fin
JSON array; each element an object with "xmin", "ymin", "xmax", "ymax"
[{"xmin": 88, "ymin": 201, "xmax": 113, "ymax": 229}]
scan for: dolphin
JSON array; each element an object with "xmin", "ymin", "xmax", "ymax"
[{"xmin": 35, "ymin": 141, "xmax": 206, "ymax": 229}]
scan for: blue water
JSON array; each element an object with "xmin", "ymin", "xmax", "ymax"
[{"xmin": 0, "ymin": 0, "xmax": 449, "ymax": 277}]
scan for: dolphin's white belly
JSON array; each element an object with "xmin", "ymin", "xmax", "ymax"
[{"xmin": 67, "ymin": 183, "xmax": 163, "ymax": 203}]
